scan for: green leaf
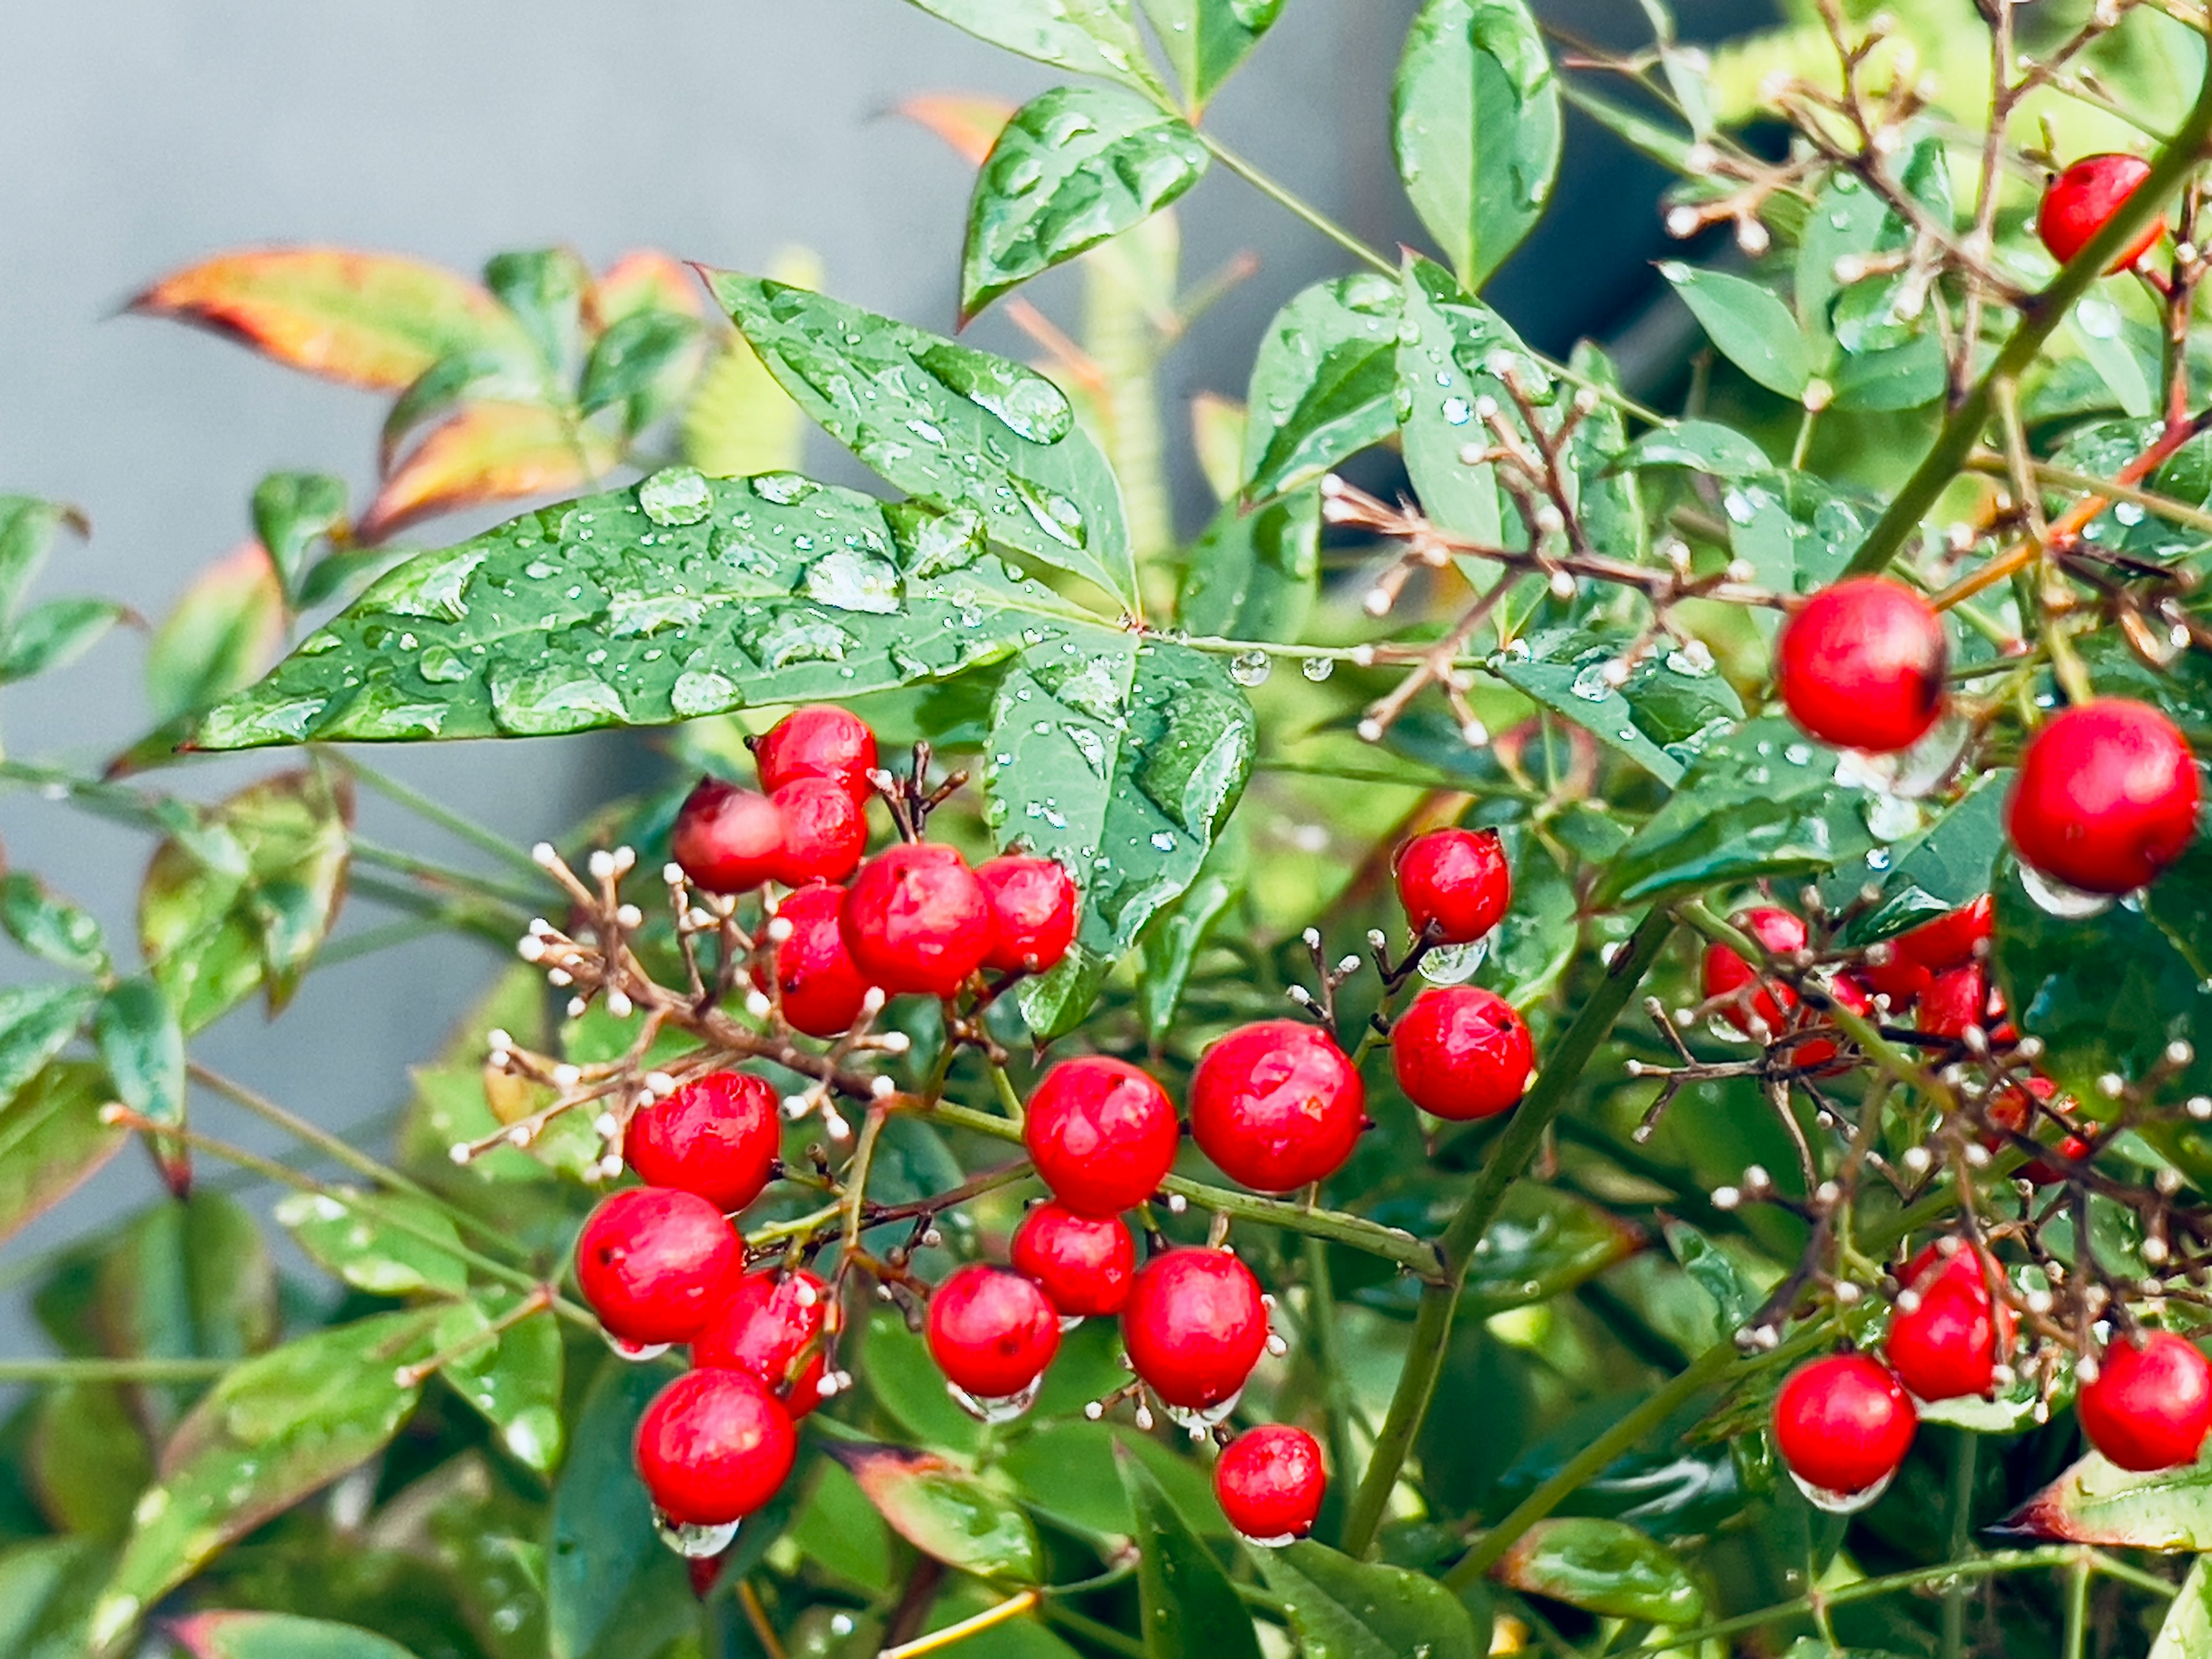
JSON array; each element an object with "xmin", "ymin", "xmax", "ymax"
[
  {"xmin": 274, "ymin": 1187, "xmax": 469, "ymax": 1298},
  {"xmin": 1495, "ymin": 1517, "xmax": 1705, "ymax": 1624},
  {"xmin": 170, "ymin": 1611, "xmax": 422, "ymax": 1659},
  {"xmin": 1241, "ymin": 273, "xmax": 1404, "ymax": 502},
  {"xmin": 1558, "ymin": 80, "xmax": 1696, "ymax": 170},
  {"xmin": 2002, "ymin": 1448, "xmax": 2212, "ymax": 1548},
  {"xmin": 547, "ymin": 1358, "xmax": 691, "ymax": 1659},
  {"xmin": 1796, "ymin": 172, "xmax": 1889, "ymax": 351},
  {"xmin": 91, "ymin": 1190, "xmax": 278, "ymax": 1362},
  {"xmin": 1663, "ymin": 1219, "xmax": 1756, "ymax": 1338},
  {"xmin": 1257, "ymin": 1540, "xmax": 1482, "ymax": 1659},
  {"xmin": 1, "ymin": 599, "xmax": 126, "ymax": 683},
  {"xmin": 681, "ymin": 248, "xmax": 819, "ymax": 479},
  {"xmin": 1397, "ymin": 255, "xmax": 1550, "ymax": 540},
  {"xmin": 29, "ymin": 1382, "xmax": 153, "ymax": 1539},
  {"xmin": 1477, "ymin": 822, "xmax": 1578, "ymax": 1007},
  {"xmin": 1003, "ymin": 1420, "xmax": 1229, "ymax": 1540},
  {"xmin": 1723, "ymin": 474, "xmax": 1873, "ymax": 630},
  {"xmin": 962, "ymin": 85, "xmax": 1208, "ymax": 320},
  {"xmin": 983, "ymin": 638, "xmax": 1255, "ymax": 1032},
  {"xmin": 86, "ymin": 1310, "xmax": 439, "ymax": 1657},
  {"xmin": 1392, "ymin": 0, "xmax": 1561, "ymax": 291},
  {"xmin": 1662, "ymin": 263, "xmax": 1816, "ymax": 399},
  {"xmin": 1565, "ymin": 340, "xmax": 1643, "ymax": 560},
  {"xmin": 0, "ymin": 1063, "xmax": 126, "ymax": 1247},
  {"xmin": 828, "ymin": 1443, "xmax": 1042, "ymax": 1582},
  {"xmin": 0, "ymin": 982, "xmax": 97, "ymax": 1105},
  {"xmin": 429, "ymin": 1294, "xmax": 564, "ymax": 1472},
  {"xmin": 1491, "ymin": 627, "xmax": 1743, "ymax": 787},
  {"xmin": 704, "ymin": 270, "xmax": 1136, "ymax": 607},
  {"xmin": 0, "ymin": 1536, "xmax": 112, "ymax": 1659},
  {"xmin": 786, "ymin": 1459, "xmax": 895, "ymax": 1591},
  {"xmin": 1830, "ymin": 333, "xmax": 1946, "ymax": 413},
  {"xmin": 1618, "ymin": 419, "xmax": 1770, "ymax": 479},
  {"xmin": 251, "ymin": 472, "xmax": 350, "ymax": 603},
  {"xmin": 579, "ymin": 309, "xmax": 701, "ymax": 429},
  {"xmin": 0, "ymin": 495, "xmax": 81, "ymax": 631},
  {"xmin": 92, "ymin": 977, "xmax": 184, "ymax": 1137},
  {"xmin": 902, "ymin": 0, "xmax": 1167, "ymax": 97},
  {"xmin": 1139, "ymin": 0, "xmax": 1284, "ymax": 108},
  {"xmin": 1139, "ymin": 869, "xmax": 1242, "ymax": 1042},
  {"xmin": 2, "ymin": 873, "xmax": 108, "ymax": 975},
  {"xmin": 1176, "ymin": 487, "xmax": 1319, "ymax": 641},
  {"xmin": 1359, "ymin": 1184, "xmax": 1639, "ymax": 1317},
  {"xmin": 1829, "ymin": 769, "xmax": 2006, "ymax": 946},
  {"xmin": 2152, "ymin": 1557, "xmax": 2212, "ymax": 1659},
  {"xmin": 1117, "ymin": 1446, "xmax": 1263, "ymax": 1659},
  {"xmin": 147, "ymin": 546, "xmax": 285, "ymax": 728},
  {"xmin": 483, "ymin": 248, "xmax": 592, "ymax": 380}
]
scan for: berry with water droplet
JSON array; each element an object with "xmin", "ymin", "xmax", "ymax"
[
  {"xmin": 1394, "ymin": 827, "xmax": 1511, "ymax": 944},
  {"xmin": 1776, "ymin": 578, "xmax": 1948, "ymax": 753},
  {"xmin": 1121, "ymin": 1247, "xmax": 1268, "ymax": 1411},
  {"xmin": 1214, "ymin": 1424, "xmax": 1325, "ymax": 1543},
  {"xmin": 2080, "ymin": 1332, "xmax": 2212, "ymax": 1471},
  {"xmin": 839, "ymin": 843, "xmax": 994, "ymax": 998},
  {"xmin": 1773, "ymin": 1353, "xmax": 1916, "ymax": 1498},
  {"xmin": 576, "ymin": 1188, "xmax": 739, "ymax": 1346},
  {"xmin": 755, "ymin": 704, "xmax": 878, "ymax": 804},
  {"xmin": 1190, "ymin": 1019, "xmax": 1366, "ymax": 1193},
  {"xmin": 771, "ymin": 779, "xmax": 867, "ymax": 887},
  {"xmin": 1024, "ymin": 1056, "xmax": 1179, "ymax": 1217},
  {"xmin": 1391, "ymin": 986, "xmax": 1534, "ymax": 1120},
  {"xmin": 753, "ymin": 882, "xmax": 870, "ymax": 1038},
  {"xmin": 692, "ymin": 1267, "xmax": 831, "ymax": 1415},
  {"xmin": 976, "ymin": 856, "xmax": 1077, "ymax": 975},
  {"xmin": 1702, "ymin": 907, "xmax": 1808, "ymax": 1035},
  {"xmin": 2038, "ymin": 154, "xmax": 2164, "ymax": 272},
  {"xmin": 926, "ymin": 1264, "xmax": 1060, "ymax": 1400},
  {"xmin": 635, "ymin": 1367, "xmax": 797, "ymax": 1525},
  {"xmin": 1887, "ymin": 1244, "xmax": 2012, "ymax": 1402},
  {"xmin": 623, "ymin": 1071, "xmax": 781, "ymax": 1213},
  {"xmin": 2008, "ymin": 700, "xmax": 2199, "ymax": 895},
  {"xmin": 671, "ymin": 778, "xmax": 786, "ymax": 895},
  {"xmin": 1012, "ymin": 1202, "xmax": 1135, "ymax": 1317}
]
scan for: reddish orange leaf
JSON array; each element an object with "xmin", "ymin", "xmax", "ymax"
[
  {"xmin": 132, "ymin": 248, "xmax": 529, "ymax": 391},
  {"xmin": 899, "ymin": 93, "xmax": 1020, "ymax": 166},
  {"xmin": 363, "ymin": 403, "xmax": 618, "ymax": 540},
  {"xmin": 596, "ymin": 250, "xmax": 704, "ymax": 324}
]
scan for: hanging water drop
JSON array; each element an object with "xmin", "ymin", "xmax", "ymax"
[
  {"xmin": 1301, "ymin": 654, "xmax": 1335, "ymax": 681},
  {"xmin": 1229, "ymin": 650, "xmax": 1273, "ymax": 687},
  {"xmin": 652, "ymin": 1511, "xmax": 740, "ymax": 1557},
  {"xmin": 2020, "ymin": 865, "xmax": 2116, "ymax": 919}
]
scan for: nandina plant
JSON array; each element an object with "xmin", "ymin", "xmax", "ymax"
[{"xmin": 7, "ymin": 0, "xmax": 2212, "ymax": 1656}]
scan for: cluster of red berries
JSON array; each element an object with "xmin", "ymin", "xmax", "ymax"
[{"xmin": 1391, "ymin": 827, "xmax": 1537, "ymax": 1119}]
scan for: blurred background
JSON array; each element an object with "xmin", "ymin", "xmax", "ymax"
[{"xmin": 0, "ymin": 0, "xmax": 1764, "ymax": 1340}]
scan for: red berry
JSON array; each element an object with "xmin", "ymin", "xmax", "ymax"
[
  {"xmin": 692, "ymin": 1267, "xmax": 831, "ymax": 1415},
  {"xmin": 623, "ymin": 1071, "xmax": 781, "ymax": 1213},
  {"xmin": 1012, "ymin": 1202, "xmax": 1135, "ymax": 1318},
  {"xmin": 1190, "ymin": 1020, "xmax": 1366, "ymax": 1193},
  {"xmin": 1395, "ymin": 827, "xmax": 1511, "ymax": 944},
  {"xmin": 1023, "ymin": 1056, "xmax": 1179, "ymax": 1217},
  {"xmin": 1776, "ymin": 578, "xmax": 1948, "ymax": 754},
  {"xmin": 1894, "ymin": 895, "xmax": 1993, "ymax": 974},
  {"xmin": 1214, "ymin": 1425, "xmax": 1325, "ymax": 1543},
  {"xmin": 1773, "ymin": 1354, "xmax": 1916, "ymax": 1498},
  {"xmin": 1391, "ymin": 986, "xmax": 1535, "ymax": 1121},
  {"xmin": 575, "ymin": 1188, "xmax": 739, "ymax": 1346},
  {"xmin": 1859, "ymin": 952, "xmax": 1931, "ymax": 1008},
  {"xmin": 2080, "ymin": 1332, "xmax": 2212, "ymax": 1471},
  {"xmin": 976, "ymin": 856, "xmax": 1078, "ymax": 975},
  {"xmin": 1916, "ymin": 963, "xmax": 1988, "ymax": 1042},
  {"xmin": 753, "ymin": 883, "xmax": 870, "ymax": 1038},
  {"xmin": 2038, "ymin": 154, "xmax": 2164, "ymax": 272},
  {"xmin": 1888, "ymin": 1244, "xmax": 2012, "ymax": 1402},
  {"xmin": 1702, "ymin": 907, "xmax": 1808, "ymax": 1036},
  {"xmin": 2008, "ymin": 700, "xmax": 2199, "ymax": 895},
  {"xmin": 926, "ymin": 1263, "xmax": 1060, "ymax": 1401},
  {"xmin": 771, "ymin": 779, "xmax": 867, "ymax": 887},
  {"xmin": 1783, "ymin": 971, "xmax": 1871, "ymax": 1071},
  {"xmin": 671, "ymin": 778, "xmax": 786, "ymax": 895},
  {"xmin": 1121, "ymin": 1247, "xmax": 1268, "ymax": 1411},
  {"xmin": 635, "ymin": 1368, "xmax": 797, "ymax": 1525},
  {"xmin": 839, "ymin": 843, "xmax": 994, "ymax": 998},
  {"xmin": 1986, "ymin": 1076, "xmax": 2086, "ymax": 1184},
  {"xmin": 756, "ymin": 704, "xmax": 878, "ymax": 803}
]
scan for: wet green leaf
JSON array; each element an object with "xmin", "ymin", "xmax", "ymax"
[
  {"xmin": 1118, "ymin": 1446, "xmax": 1262, "ymax": 1659},
  {"xmin": 579, "ymin": 309, "xmax": 700, "ymax": 431},
  {"xmin": 1139, "ymin": 869, "xmax": 1243, "ymax": 1042},
  {"xmin": 0, "ymin": 496, "xmax": 81, "ymax": 629},
  {"xmin": 962, "ymin": 85, "xmax": 1208, "ymax": 319},
  {"xmin": 274, "ymin": 1187, "xmax": 469, "ymax": 1298},
  {"xmin": 2151, "ymin": 1556, "xmax": 2212, "ymax": 1658},
  {"xmin": 1257, "ymin": 1540, "xmax": 1481, "ymax": 1659},
  {"xmin": 830, "ymin": 1442, "xmax": 1041, "ymax": 1582},
  {"xmin": 92, "ymin": 1190, "xmax": 278, "ymax": 1363},
  {"xmin": 786, "ymin": 1459, "xmax": 895, "ymax": 1592},
  {"xmin": 1830, "ymin": 770, "xmax": 2006, "ymax": 946},
  {"xmin": 902, "ymin": 0, "xmax": 1168, "ymax": 97},
  {"xmin": 1495, "ymin": 1517, "xmax": 1705, "ymax": 1624},
  {"xmin": 547, "ymin": 1358, "xmax": 691, "ymax": 1659},
  {"xmin": 1360, "ymin": 1184, "xmax": 1639, "ymax": 1317},
  {"xmin": 1662, "ymin": 263, "xmax": 1817, "ymax": 399},
  {"xmin": 1003, "ymin": 1420, "xmax": 1229, "ymax": 1541},
  {"xmin": 429, "ymin": 1294, "xmax": 564, "ymax": 1473},
  {"xmin": 0, "ymin": 1063, "xmax": 126, "ymax": 1247},
  {"xmin": 706, "ymin": 270, "xmax": 1137, "ymax": 607},
  {"xmin": 1397, "ymin": 255, "xmax": 1549, "ymax": 541},
  {"xmin": 92, "ymin": 976, "xmax": 184, "ymax": 1137},
  {"xmin": 1, "ymin": 599, "xmax": 126, "ymax": 683},
  {"xmin": 1241, "ymin": 273, "xmax": 1403, "ymax": 502},
  {"xmin": 1392, "ymin": 0, "xmax": 1560, "ymax": 291},
  {"xmin": 2001, "ymin": 1447, "xmax": 2212, "ymax": 1549},
  {"xmin": 170, "ymin": 1611, "xmax": 422, "ymax": 1659},
  {"xmin": 1618, "ymin": 420, "xmax": 1770, "ymax": 479},
  {"xmin": 1477, "ymin": 823, "xmax": 1578, "ymax": 1008},
  {"xmin": 0, "ymin": 983, "xmax": 96, "ymax": 1105},
  {"xmin": 2, "ymin": 874, "xmax": 108, "ymax": 975},
  {"xmin": 1140, "ymin": 0, "xmax": 1283, "ymax": 108},
  {"xmin": 1492, "ymin": 627, "xmax": 1742, "ymax": 787},
  {"xmin": 1565, "ymin": 341, "xmax": 1642, "ymax": 560},
  {"xmin": 1724, "ymin": 474, "xmax": 1874, "ymax": 630},
  {"xmin": 1664, "ymin": 1219, "xmax": 1756, "ymax": 1338},
  {"xmin": 1176, "ymin": 486, "xmax": 1319, "ymax": 642},
  {"xmin": 147, "ymin": 546, "xmax": 285, "ymax": 728}
]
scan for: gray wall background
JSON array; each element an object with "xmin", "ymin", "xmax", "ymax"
[{"xmin": 0, "ymin": 0, "xmax": 1757, "ymax": 1336}]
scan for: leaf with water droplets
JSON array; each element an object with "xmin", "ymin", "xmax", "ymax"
[
  {"xmin": 1999, "ymin": 1449, "xmax": 2212, "ymax": 1550},
  {"xmin": 703, "ymin": 270, "xmax": 1137, "ymax": 607},
  {"xmin": 1256, "ymin": 1540, "xmax": 1481, "ymax": 1659},
  {"xmin": 828, "ymin": 1442, "xmax": 1042, "ymax": 1583},
  {"xmin": 1618, "ymin": 419, "xmax": 1770, "ymax": 480},
  {"xmin": 1493, "ymin": 627, "xmax": 1741, "ymax": 787},
  {"xmin": 962, "ymin": 85, "xmax": 1208, "ymax": 320},
  {"xmin": 902, "ymin": 0, "xmax": 1168, "ymax": 97},
  {"xmin": 1495, "ymin": 1517, "xmax": 1705, "ymax": 1625},
  {"xmin": 274, "ymin": 1187, "xmax": 468, "ymax": 1298},
  {"xmin": 1660, "ymin": 263, "xmax": 1819, "ymax": 399},
  {"xmin": 430, "ymin": 1293, "xmax": 564, "ymax": 1474},
  {"xmin": 1242, "ymin": 274, "xmax": 1403, "ymax": 502},
  {"xmin": 363, "ymin": 402, "xmax": 620, "ymax": 543},
  {"xmin": 1827, "ymin": 768, "xmax": 2006, "ymax": 946},
  {"xmin": 1175, "ymin": 484, "xmax": 1318, "ymax": 641},
  {"xmin": 1118, "ymin": 1446, "xmax": 1263, "ymax": 1659},
  {"xmin": 1139, "ymin": 0, "xmax": 1285, "ymax": 109},
  {"xmin": 1393, "ymin": 0, "xmax": 1560, "ymax": 292},
  {"xmin": 1724, "ymin": 472, "xmax": 1875, "ymax": 642},
  {"xmin": 1396, "ymin": 255, "xmax": 1549, "ymax": 541}
]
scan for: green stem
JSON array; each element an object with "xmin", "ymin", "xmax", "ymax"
[
  {"xmin": 1963, "ymin": 452, "xmax": 2212, "ymax": 537},
  {"xmin": 1942, "ymin": 1430, "xmax": 1979, "ymax": 1659},
  {"xmin": 0, "ymin": 1357, "xmax": 232, "ymax": 1384},
  {"xmin": 1300, "ymin": 1233, "xmax": 1361, "ymax": 1540},
  {"xmin": 1193, "ymin": 134, "xmax": 1397, "ymax": 276},
  {"xmin": 1340, "ymin": 906, "xmax": 1675, "ymax": 1556},
  {"xmin": 350, "ymin": 836, "xmax": 545, "ymax": 913},
  {"xmin": 1843, "ymin": 63, "xmax": 2212, "ymax": 578},
  {"xmin": 332, "ymin": 752, "xmax": 555, "ymax": 882},
  {"xmin": 2062, "ymin": 1550, "xmax": 2091, "ymax": 1659}
]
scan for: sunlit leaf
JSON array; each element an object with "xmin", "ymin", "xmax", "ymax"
[
  {"xmin": 145, "ymin": 545, "xmax": 285, "ymax": 728},
  {"xmin": 1257, "ymin": 1540, "xmax": 1482, "ymax": 1659},
  {"xmin": 0, "ymin": 1063, "xmax": 126, "ymax": 1247},
  {"xmin": 169, "ymin": 1611, "xmax": 422, "ymax": 1659},
  {"xmin": 1241, "ymin": 273, "xmax": 1403, "ymax": 502},
  {"xmin": 901, "ymin": 0, "xmax": 1168, "ymax": 97},
  {"xmin": 830, "ymin": 1442, "xmax": 1042, "ymax": 1582},
  {"xmin": 2002, "ymin": 1447, "xmax": 2212, "ymax": 1549},
  {"xmin": 1496, "ymin": 1517, "xmax": 1705, "ymax": 1624},
  {"xmin": 363, "ymin": 403, "xmax": 619, "ymax": 543},
  {"xmin": 274, "ymin": 1187, "xmax": 469, "ymax": 1298},
  {"xmin": 1141, "ymin": 0, "xmax": 1285, "ymax": 109}
]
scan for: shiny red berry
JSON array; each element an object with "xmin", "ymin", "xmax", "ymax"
[
  {"xmin": 671, "ymin": 778, "xmax": 786, "ymax": 895},
  {"xmin": 755, "ymin": 704, "xmax": 878, "ymax": 803},
  {"xmin": 1023, "ymin": 1056, "xmax": 1179, "ymax": 1217},
  {"xmin": 1702, "ymin": 907, "xmax": 1808, "ymax": 1036},
  {"xmin": 754, "ymin": 883, "xmax": 870, "ymax": 1038},
  {"xmin": 1121, "ymin": 1247, "xmax": 1268, "ymax": 1411},
  {"xmin": 1895, "ymin": 895, "xmax": 1993, "ymax": 974},
  {"xmin": 1783, "ymin": 971, "xmax": 1871, "ymax": 1071},
  {"xmin": 2080, "ymin": 1332, "xmax": 2212, "ymax": 1471},
  {"xmin": 1773, "ymin": 1354, "xmax": 1916, "ymax": 1498},
  {"xmin": 1888, "ymin": 1244, "xmax": 2012, "ymax": 1402},
  {"xmin": 1395, "ymin": 827, "xmax": 1511, "ymax": 944},
  {"xmin": 926, "ymin": 1263, "xmax": 1060, "ymax": 1401},
  {"xmin": 839, "ymin": 843, "xmax": 994, "ymax": 998},
  {"xmin": 1391, "ymin": 986, "xmax": 1535, "ymax": 1121},
  {"xmin": 1916, "ymin": 963, "xmax": 1988, "ymax": 1042},
  {"xmin": 1214, "ymin": 1425, "xmax": 1325, "ymax": 1543},
  {"xmin": 771, "ymin": 779, "xmax": 866, "ymax": 887},
  {"xmin": 1987, "ymin": 1075, "xmax": 2088, "ymax": 1184},
  {"xmin": 623, "ymin": 1071, "xmax": 781, "ymax": 1213},
  {"xmin": 1190, "ymin": 1020, "xmax": 1366, "ymax": 1193},
  {"xmin": 2038, "ymin": 154, "xmax": 2164, "ymax": 272},
  {"xmin": 2008, "ymin": 700, "xmax": 2199, "ymax": 895},
  {"xmin": 575, "ymin": 1188, "xmax": 738, "ymax": 1346},
  {"xmin": 975, "ymin": 856, "xmax": 1078, "ymax": 975},
  {"xmin": 1777, "ymin": 578, "xmax": 1948, "ymax": 754},
  {"xmin": 692, "ymin": 1267, "xmax": 831, "ymax": 1415},
  {"xmin": 1011, "ymin": 1202, "xmax": 1135, "ymax": 1318},
  {"xmin": 634, "ymin": 1368, "xmax": 797, "ymax": 1525}
]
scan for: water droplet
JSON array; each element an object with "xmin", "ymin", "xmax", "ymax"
[
  {"xmin": 2114, "ymin": 500, "xmax": 2146, "ymax": 526},
  {"xmin": 1229, "ymin": 649, "xmax": 1272, "ymax": 687},
  {"xmin": 653, "ymin": 1511, "xmax": 740, "ymax": 1557},
  {"xmin": 1441, "ymin": 397, "xmax": 1474, "ymax": 426},
  {"xmin": 800, "ymin": 548, "xmax": 902, "ymax": 613},
  {"xmin": 638, "ymin": 466, "xmax": 713, "ymax": 527},
  {"xmin": 606, "ymin": 1334, "xmax": 671, "ymax": 1362},
  {"xmin": 1790, "ymin": 1468, "xmax": 1891, "ymax": 1513},
  {"xmin": 916, "ymin": 341, "xmax": 1073, "ymax": 443},
  {"xmin": 419, "ymin": 645, "xmax": 470, "ymax": 683},
  {"xmin": 949, "ymin": 1374, "xmax": 1044, "ymax": 1424},
  {"xmin": 671, "ymin": 669, "xmax": 738, "ymax": 718},
  {"xmin": 1570, "ymin": 662, "xmax": 1614, "ymax": 702},
  {"xmin": 1665, "ymin": 641, "xmax": 1716, "ymax": 677},
  {"xmin": 751, "ymin": 472, "xmax": 821, "ymax": 506},
  {"xmin": 1236, "ymin": 1528, "xmax": 1302, "ymax": 1548},
  {"xmin": 1150, "ymin": 830, "xmax": 1178, "ymax": 852},
  {"xmin": 2020, "ymin": 865, "xmax": 2116, "ymax": 919},
  {"xmin": 1421, "ymin": 938, "xmax": 1489, "ymax": 983},
  {"xmin": 1301, "ymin": 654, "xmax": 1335, "ymax": 681}
]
